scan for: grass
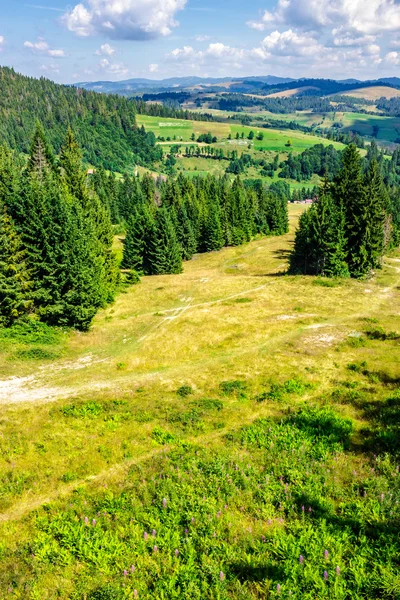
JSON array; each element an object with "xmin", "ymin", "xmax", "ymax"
[{"xmin": 0, "ymin": 205, "xmax": 399, "ymax": 598}]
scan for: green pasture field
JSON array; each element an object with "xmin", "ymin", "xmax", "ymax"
[
  {"xmin": 0, "ymin": 206, "xmax": 399, "ymax": 599},
  {"xmin": 137, "ymin": 115, "xmax": 347, "ymax": 155}
]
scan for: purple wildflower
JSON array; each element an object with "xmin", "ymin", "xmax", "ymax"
[
  {"xmin": 299, "ymin": 555, "xmax": 304, "ymax": 564},
  {"xmin": 131, "ymin": 565, "xmax": 135, "ymax": 573},
  {"xmin": 324, "ymin": 549, "xmax": 329, "ymax": 560},
  {"xmin": 84, "ymin": 516, "xmax": 89, "ymax": 525},
  {"xmin": 133, "ymin": 591, "xmax": 138, "ymax": 598},
  {"xmin": 92, "ymin": 519, "xmax": 97, "ymax": 527},
  {"xmin": 277, "ymin": 584, "xmax": 281, "ymax": 593},
  {"xmin": 324, "ymin": 571, "xmax": 328, "ymax": 581},
  {"xmin": 301, "ymin": 505, "xmax": 305, "ymax": 512},
  {"xmin": 162, "ymin": 498, "xmax": 167, "ymax": 508},
  {"xmin": 153, "ymin": 545, "xmax": 158, "ymax": 553},
  {"xmin": 144, "ymin": 532, "xmax": 148, "ymax": 540},
  {"xmin": 220, "ymin": 571, "xmax": 225, "ymax": 581},
  {"xmin": 123, "ymin": 570, "xmax": 128, "ymax": 578},
  {"xmin": 175, "ymin": 549, "xmax": 179, "ymax": 557},
  {"xmin": 185, "ymin": 528, "xmax": 189, "ymax": 535},
  {"xmin": 152, "ymin": 529, "xmax": 157, "ymax": 537},
  {"xmin": 336, "ymin": 566, "xmax": 341, "ymax": 576}
]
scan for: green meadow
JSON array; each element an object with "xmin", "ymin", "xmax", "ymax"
[{"xmin": 0, "ymin": 206, "xmax": 399, "ymax": 599}]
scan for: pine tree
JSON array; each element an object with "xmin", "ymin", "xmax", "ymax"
[
  {"xmin": 0, "ymin": 206, "xmax": 31, "ymax": 326},
  {"xmin": 148, "ymin": 208, "xmax": 182, "ymax": 275}
]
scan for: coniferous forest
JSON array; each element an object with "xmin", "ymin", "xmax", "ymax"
[
  {"xmin": 290, "ymin": 145, "xmax": 400, "ymax": 278},
  {"xmin": 0, "ymin": 123, "xmax": 288, "ymax": 331}
]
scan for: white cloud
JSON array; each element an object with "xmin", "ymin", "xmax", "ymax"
[
  {"xmin": 62, "ymin": 0, "xmax": 187, "ymax": 40},
  {"xmin": 24, "ymin": 38, "xmax": 66, "ymax": 57},
  {"xmin": 248, "ymin": 0, "xmax": 400, "ymax": 35},
  {"xmin": 195, "ymin": 35, "xmax": 211, "ymax": 42},
  {"xmin": 385, "ymin": 51, "xmax": 400, "ymax": 64},
  {"xmin": 259, "ymin": 29, "xmax": 323, "ymax": 57},
  {"xmin": 99, "ymin": 58, "xmax": 129, "ymax": 76},
  {"xmin": 149, "ymin": 63, "xmax": 159, "ymax": 73},
  {"xmin": 0, "ymin": 36, "xmax": 4, "ymax": 51},
  {"xmin": 95, "ymin": 43, "xmax": 116, "ymax": 56},
  {"xmin": 168, "ymin": 43, "xmax": 244, "ymax": 65},
  {"xmin": 40, "ymin": 63, "xmax": 60, "ymax": 75}
]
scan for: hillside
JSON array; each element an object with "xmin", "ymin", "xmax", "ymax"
[
  {"xmin": 0, "ymin": 206, "xmax": 399, "ymax": 598},
  {"xmin": 0, "ymin": 67, "xmax": 162, "ymax": 171},
  {"xmin": 339, "ymin": 85, "xmax": 400, "ymax": 100}
]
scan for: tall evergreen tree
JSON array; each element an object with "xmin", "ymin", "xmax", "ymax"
[
  {"xmin": 122, "ymin": 204, "xmax": 155, "ymax": 274},
  {"xmin": 0, "ymin": 206, "xmax": 31, "ymax": 326},
  {"xmin": 148, "ymin": 208, "xmax": 182, "ymax": 275}
]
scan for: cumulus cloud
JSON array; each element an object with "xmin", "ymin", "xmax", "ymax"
[
  {"xmin": 168, "ymin": 43, "xmax": 245, "ymax": 65},
  {"xmin": 385, "ymin": 51, "xmax": 400, "ymax": 64},
  {"xmin": 99, "ymin": 58, "xmax": 129, "ymax": 76},
  {"xmin": 24, "ymin": 38, "xmax": 66, "ymax": 57},
  {"xmin": 149, "ymin": 63, "xmax": 159, "ymax": 73},
  {"xmin": 62, "ymin": 0, "xmax": 187, "ymax": 40},
  {"xmin": 95, "ymin": 43, "xmax": 116, "ymax": 56},
  {"xmin": 248, "ymin": 0, "xmax": 400, "ymax": 35}
]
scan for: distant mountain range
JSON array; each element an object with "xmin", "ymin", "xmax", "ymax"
[{"xmin": 75, "ymin": 75, "xmax": 400, "ymax": 97}]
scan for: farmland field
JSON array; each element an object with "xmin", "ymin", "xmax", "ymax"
[
  {"xmin": 0, "ymin": 206, "xmax": 399, "ymax": 599},
  {"xmin": 136, "ymin": 115, "xmax": 347, "ymax": 153}
]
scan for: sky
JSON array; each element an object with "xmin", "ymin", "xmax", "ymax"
[{"xmin": 0, "ymin": 0, "xmax": 400, "ymax": 83}]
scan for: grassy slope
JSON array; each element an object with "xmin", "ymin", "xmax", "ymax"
[{"xmin": 0, "ymin": 206, "xmax": 399, "ymax": 598}]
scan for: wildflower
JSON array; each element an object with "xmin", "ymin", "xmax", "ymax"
[
  {"xmin": 153, "ymin": 545, "xmax": 158, "ymax": 553},
  {"xmin": 152, "ymin": 529, "xmax": 157, "ymax": 537},
  {"xmin": 175, "ymin": 549, "xmax": 179, "ymax": 557},
  {"xmin": 336, "ymin": 566, "xmax": 341, "ymax": 576},
  {"xmin": 301, "ymin": 505, "xmax": 305, "ymax": 512},
  {"xmin": 216, "ymin": 511, "xmax": 221, "ymax": 518},
  {"xmin": 144, "ymin": 532, "xmax": 148, "ymax": 540},
  {"xmin": 299, "ymin": 555, "xmax": 304, "ymax": 564},
  {"xmin": 134, "ymin": 590, "xmax": 138, "ymax": 598},
  {"xmin": 185, "ymin": 528, "xmax": 188, "ymax": 535},
  {"xmin": 191, "ymin": 517, "xmax": 195, "ymax": 523},
  {"xmin": 277, "ymin": 583, "xmax": 281, "ymax": 593},
  {"xmin": 84, "ymin": 517, "xmax": 89, "ymax": 525},
  {"xmin": 220, "ymin": 571, "xmax": 225, "ymax": 581},
  {"xmin": 308, "ymin": 507, "xmax": 312, "ymax": 513},
  {"xmin": 162, "ymin": 498, "xmax": 167, "ymax": 508},
  {"xmin": 123, "ymin": 570, "xmax": 128, "ymax": 578},
  {"xmin": 131, "ymin": 565, "xmax": 135, "ymax": 573},
  {"xmin": 324, "ymin": 571, "xmax": 328, "ymax": 581},
  {"xmin": 92, "ymin": 519, "xmax": 97, "ymax": 527},
  {"xmin": 381, "ymin": 493, "xmax": 385, "ymax": 501},
  {"xmin": 324, "ymin": 549, "xmax": 329, "ymax": 560}
]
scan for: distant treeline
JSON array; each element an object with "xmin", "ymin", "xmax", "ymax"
[
  {"xmin": 290, "ymin": 144, "xmax": 400, "ymax": 278},
  {"xmin": 131, "ymin": 98, "xmax": 216, "ymax": 122},
  {"xmin": 0, "ymin": 67, "xmax": 163, "ymax": 171},
  {"xmin": 94, "ymin": 173, "xmax": 289, "ymax": 276}
]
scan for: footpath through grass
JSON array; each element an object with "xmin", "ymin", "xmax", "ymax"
[{"xmin": 0, "ymin": 206, "xmax": 399, "ymax": 599}]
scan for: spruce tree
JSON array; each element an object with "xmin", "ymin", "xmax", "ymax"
[
  {"xmin": 148, "ymin": 208, "xmax": 182, "ymax": 275},
  {"xmin": 362, "ymin": 160, "xmax": 388, "ymax": 271},
  {"xmin": 200, "ymin": 202, "xmax": 224, "ymax": 252},
  {"xmin": 122, "ymin": 204, "xmax": 154, "ymax": 274},
  {"xmin": 0, "ymin": 206, "xmax": 31, "ymax": 326},
  {"xmin": 176, "ymin": 204, "xmax": 197, "ymax": 260}
]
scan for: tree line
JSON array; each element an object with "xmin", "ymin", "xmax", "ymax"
[
  {"xmin": 290, "ymin": 145, "xmax": 400, "ymax": 278},
  {"xmin": 119, "ymin": 174, "xmax": 289, "ymax": 276},
  {"xmin": 0, "ymin": 125, "xmax": 118, "ymax": 330}
]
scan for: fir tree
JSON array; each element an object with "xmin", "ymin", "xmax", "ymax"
[
  {"xmin": 148, "ymin": 208, "xmax": 182, "ymax": 275},
  {"xmin": 176, "ymin": 204, "xmax": 197, "ymax": 260},
  {"xmin": 122, "ymin": 205, "xmax": 154, "ymax": 274},
  {"xmin": 0, "ymin": 206, "xmax": 31, "ymax": 326},
  {"xmin": 200, "ymin": 202, "xmax": 224, "ymax": 252}
]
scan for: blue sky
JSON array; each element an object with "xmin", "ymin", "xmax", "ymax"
[{"xmin": 0, "ymin": 0, "xmax": 400, "ymax": 83}]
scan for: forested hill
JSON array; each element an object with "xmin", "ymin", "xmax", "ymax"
[{"xmin": 0, "ymin": 67, "xmax": 162, "ymax": 171}]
